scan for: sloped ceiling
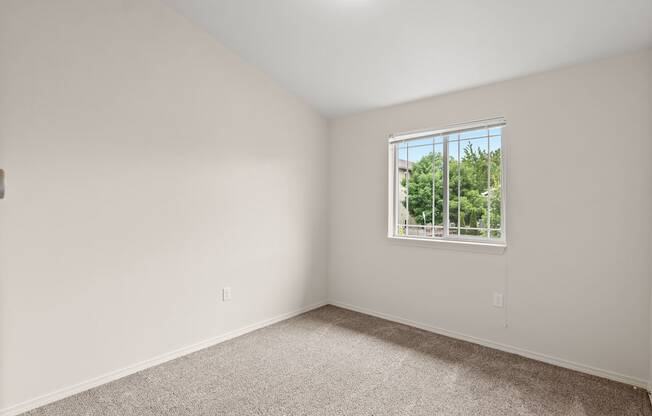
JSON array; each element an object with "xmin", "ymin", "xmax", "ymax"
[{"xmin": 163, "ymin": 0, "xmax": 652, "ymax": 117}]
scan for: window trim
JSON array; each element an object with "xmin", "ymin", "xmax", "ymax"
[{"xmin": 387, "ymin": 117, "xmax": 507, "ymax": 251}]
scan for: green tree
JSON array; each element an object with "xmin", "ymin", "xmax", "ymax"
[
  {"xmin": 400, "ymin": 152, "xmax": 444, "ymax": 225},
  {"xmin": 402, "ymin": 143, "xmax": 501, "ymax": 237}
]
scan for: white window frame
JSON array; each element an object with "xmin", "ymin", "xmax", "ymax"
[{"xmin": 387, "ymin": 117, "xmax": 507, "ymax": 253}]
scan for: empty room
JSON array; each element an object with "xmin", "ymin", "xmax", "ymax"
[{"xmin": 1, "ymin": 1, "xmax": 652, "ymax": 415}]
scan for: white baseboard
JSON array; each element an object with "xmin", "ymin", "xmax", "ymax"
[
  {"xmin": 329, "ymin": 300, "xmax": 649, "ymax": 390},
  {"xmin": 0, "ymin": 301, "xmax": 328, "ymax": 416},
  {"xmin": 4, "ymin": 299, "xmax": 646, "ymax": 416}
]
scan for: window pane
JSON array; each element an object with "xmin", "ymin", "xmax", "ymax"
[
  {"xmin": 397, "ymin": 144, "xmax": 409, "ymax": 235},
  {"xmin": 460, "ymin": 228, "xmax": 489, "ymax": 238},
  {"xmin": 489, "ymin": 134, "xmax": 502, "ymax": 234},
  {"xmin": 406, "ymin": 136, "xmax": 434, "ymax": 149},
  {"xmin": 448, "ymin": 128, "xmax": 502, "ymax": 240},
  {"xmin": 395, "ymin": 136, "xmax": 446, "ymax": 238},
  {"xmin": 405, "ymin": 138, "xmax": 434, "ymax": 237},
  {"xmin": 432, "ymin": 141, "xmax": 444, "ymax": 237},
  {"xmin": 459, "ymin": 129, "xmax": 489, "ymax": 140},
  {"xmin": 391, "ymin": 121, "xmax": 504, "ymax": 242},
  {"xmin": 459, "ymin": 136, "xmax": 489, "ymax": 237},
  {"xmin": 448, "ymin": 135, "xmax": 460, "ymax": 235}
]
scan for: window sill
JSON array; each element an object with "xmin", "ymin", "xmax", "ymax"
[{"xmin": 387, "ymin": 236, "xmax": 506, "ymax": 254}]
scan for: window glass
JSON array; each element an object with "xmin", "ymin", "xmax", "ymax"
[{"xmin": 390, "ymin": 121, "xmax": 504, "ymax": 243}]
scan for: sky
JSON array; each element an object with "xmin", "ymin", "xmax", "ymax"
[{"xmin": 397, "ymin": 128, "xmax": 502, "ymax": 163}]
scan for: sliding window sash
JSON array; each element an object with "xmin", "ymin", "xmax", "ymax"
[
  {"xmin": 388, "ymin": 117, "xmax": 506, "ymax": 243},
  {"xmin": 389, "ymin": 117, "xmax": 506, "ymax": 144}
]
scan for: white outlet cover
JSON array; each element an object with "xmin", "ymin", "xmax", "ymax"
[
  {"xmin": 493, "ymin": 292, "xmax": 504, "ymax": 308},
  {"xmin": 222, "ymin": 287, "xmax": 232, "ymax": 301}
]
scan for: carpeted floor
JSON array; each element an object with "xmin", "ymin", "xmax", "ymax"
[{"xmin": 24, "ymin": 305, "xmax": 651, "ymax": 415}]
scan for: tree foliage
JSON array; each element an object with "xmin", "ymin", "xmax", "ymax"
[{"xmin": 400, "ymin": 143, "xmax": 501, "ymax": 236}]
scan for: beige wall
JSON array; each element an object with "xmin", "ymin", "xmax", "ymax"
[
  {"xmin": 1, "ymin": 0, "xmax": 651, "ymax": 412},
  {"xmin": 328, "ymin": 49, "xmax": 652, "ymax": 386},
  {"xmin": 0, "ymin": 0, "xmax": 328, "ymax": 411}
]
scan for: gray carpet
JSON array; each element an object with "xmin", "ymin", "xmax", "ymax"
[{"xmin": 24, "ymin": 305, "xmax": 651, "ymax": 415}]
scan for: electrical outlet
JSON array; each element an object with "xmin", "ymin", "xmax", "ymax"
[
  {"xmin": 493, "ymin": 292, "xmax": 503, "ymax": 308},
  {"xmin": 222, "ymin": 287, "xmax": 232, "ymax": 301}
]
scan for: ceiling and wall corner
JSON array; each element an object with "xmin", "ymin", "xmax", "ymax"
[{"xmin": 162, "ymin": 0, "xmax": 652, "ymax": 118}]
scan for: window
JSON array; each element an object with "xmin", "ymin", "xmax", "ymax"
[{"xmin": 388, "ymin": 118, "xmax": 505, "ymax": 245}]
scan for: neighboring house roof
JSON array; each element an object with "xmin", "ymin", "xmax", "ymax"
[{"xmin": 397, "ymin": 159, "xmax": 413, "ymax": 172}]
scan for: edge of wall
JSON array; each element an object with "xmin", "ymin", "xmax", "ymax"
[
  {"xmin": 0, "ymin": 301, "xmax": 328, "ymax": 416},
  {"xmin": 329, "ymin": 300, "xmax": 649, "ymax": 389}
]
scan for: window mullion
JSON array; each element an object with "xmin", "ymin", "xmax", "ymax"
[
  {"xmin": 443, "ymin": 136, "xmax": 449, "ymax": 238},
  {"xmin": 406, "ymin": 144, "xmax": 409, "ymax": 236},
  {"xmin": 486, "ymin": 129, "xmax": 491, "ymax": 239},
  {"xmin": 394, "ymin": 144, "xmax": 399, "ymax": 236},
  {"xmin": 457, "ymin": 135, "xmax": 461, "ymax": 236},
  {"xmin": 431, "ymin": 138, "xmax": 435, "ymax": 237}
]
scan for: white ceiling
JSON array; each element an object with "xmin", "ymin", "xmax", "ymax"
[{"xmin": 162, "ymin": 0, "xmax": 652, "ymax": 118}]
